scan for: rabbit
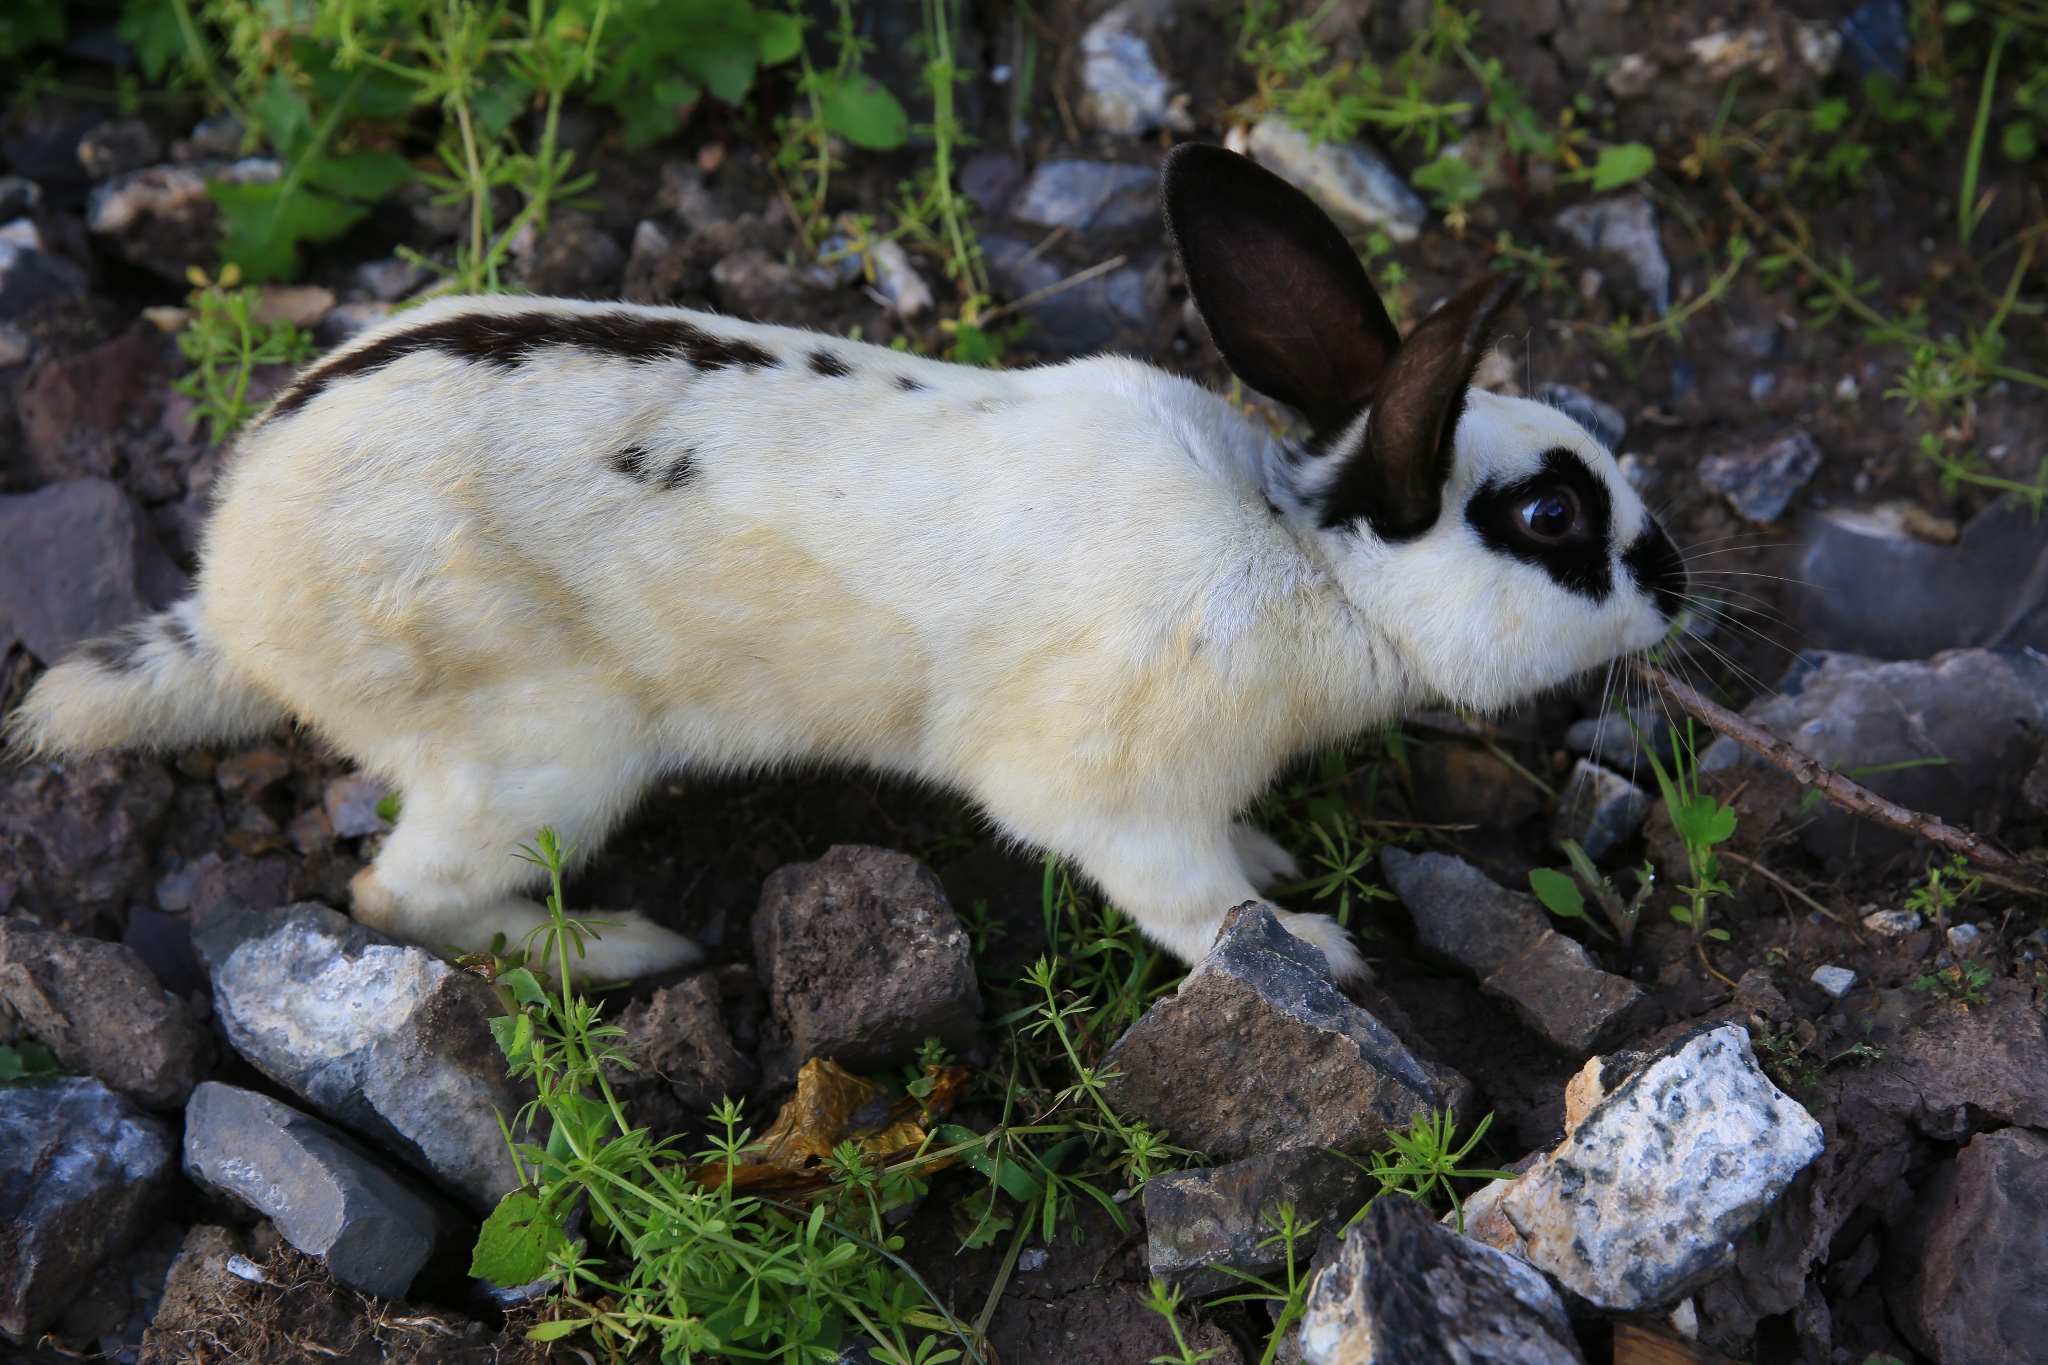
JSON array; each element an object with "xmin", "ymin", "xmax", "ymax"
[{"xmin": 8, "ymin": 142, "xmax": 1686, "ymax": 984}]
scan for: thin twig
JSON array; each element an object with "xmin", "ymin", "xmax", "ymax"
[
  {"xmin": 980, "ymin": 255, "xmax": 1129, "ymax": 321},
  {"xmin": 1721, "ymin": 850, "xmax": 1875, "ymax": 947},
  {"xmin": 1631, "ymin": 660, "xmax": 2048, "ymax": 888}
]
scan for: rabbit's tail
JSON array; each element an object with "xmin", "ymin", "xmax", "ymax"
[{"xmin": 5, "ymin": 600, "xmax": 283, "ymax": 757}]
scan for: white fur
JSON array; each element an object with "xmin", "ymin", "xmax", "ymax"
[{"xmin": 10, "ymin": 294, "xmax": 1673, "ymax": 981}]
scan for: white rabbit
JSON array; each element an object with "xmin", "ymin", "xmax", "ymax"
[{"xmin": 10, "ymin": 144, "xmax": 1684, "ymax": 983}]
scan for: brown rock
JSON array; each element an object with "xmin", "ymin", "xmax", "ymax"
[
  {"xmin": 0, "ymin": 918, "xmax": 210, "ymax": 1108},
  {"xmin": 1899, "ymin": 1125, "xmax": 2048, "ymax": 1363},
  {"xmin": 0, "ymin": 752, "xmax": 174, "ymax": 932},
  {"xmin": 610, "ymin": 972, "xmax": 757, "ymax": 1112},
  {"xmin": 19, "ymin": 330, "xmax": 173, "ymax": 482},
  {"xmin": 0, "ymin": 477, "xmax": 187, "ymax": 666}
]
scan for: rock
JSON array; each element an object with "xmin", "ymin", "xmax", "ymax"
[
  {"xmin": 1564, "ymin": 706, "xmax": 1674, "ymax": 772},
  {"xmin": 981, "ymin": 234, "xmax": 1161, "ymax": 354},
  {"xmin": 0, "ymin": 177, "xmax": 42, "ymax": 217},
  {"xmin": 0, "ymin": 238, "xmax": 88, "ymax": 322},
  {"xmin": 1797, "ymin": 497, "xmax": 2048, "ymax": 659},
  {"xmin": 86, "ymin": 158, "xmax": 279, "ymax": 281},
  {"xmin": 1100, "ymin": 904, "xmax": 1467, "ymax": 1161},
  {"xmin": 1840, "ymin": 0, "xmax": 1909, "ymax": 82},
  {"xmin": 753, "ymin": 845, "xmax": 981, "ymax": 1071},
  {"xmin": 19, "ymin": 330, "xmax": 177, "ymax": 482},
  {"xmin": 510, "ymin": 209, "xmax": 623, "ymax": 299},
  {"xmin": 0, "ymin": 753, "xmax": 174, "ymax": 933},
  {"xmin": 868, "ymin": 238, "xmax": 932, "ymax": 318},
  {"xmin": 1861, "ymin": 907, "xmax": 1920, "ymax": 936},
  {"xmin": 191, "ymin": 899, "xmax": 533, "ymax": 1213},
  {"xmin": 1946, "ymin": 922, "xmax": 1985, "ymax": 954},
  {"xmin": 1899, "ymin": 1126, "xmax": 2048, "ymax": 1363},
  {"xmin": 711, "ymin": 248, "xmax": 829, "ymax": 326},
  {"xmin": 1078, "ymin": 1, "xmax": 1189, "ymax": 137},
  {"xmin": 0, "ymin": 321, "xmax": 28, "ymax": 367},
  {"xmin": 316, "ymin": 299, "xmax": 390, "ymax": 346},
  {"xmin": 0, "ymin": 918, "xmax": 209, "ymax": 1108},
  {"xmin": 1238, "ymin": 118, "xmax": 1427, "ymax": 243},
  {"xmin": 76, "ymin": 119, "xmax": 162, "ymax": 180},
  {"xmin": 1700, "ymin": 649, "xmax": 2048, "ymax": 869},
  {"xmin": 1552, "ymin": 759, "xmax": 1650, "ymax": 861},
  {"xmin": 252, "ymin": 283, "xmax": 335, "ymax": 329},
  {"xmin": 353, "ymin": 256, "xmax": 432, "ymax": 303},
  {"xmin": 655, "ymin": 160, "xmax": 733, "ymax": 234},
  {"xmin": 1006, "ymin": 159, "xmax": 1158, "ymax": 236},
  {"xmin": 1684, "ymin": 28, "xmax": 1782, "ymax": 82},
  {"xmin": 1536, "ymin": 383, "xmax": 1627, "ymax": 452},
  {"xmin": 322, "ymin": 774, "xmax": 393, "ymax": 839},
  {"xmin": 1488, "ymin": 1026, "xmax": 1823, "ymax": 1310},
  {"xmin": 1809, "ymin": 965, "xmax": 1856, "ymax": 998},
  {"xmin": 959, "ymin": 152, "xmax": 1023, "ymax": 212},
  {"xmin": 1696, "ymin": 429, "xmax": 1823, "ymax": 524},
  {"xmin": 182, "ymin": 1083, "xmax": 452, "ymax": 1301},
  {"xmin": 181, "ymin": 113, "xmax": 246, "ymax": 159},
  {"xmin": 1145, "ymin": 1147, "xmax": 1369, "ymax": 1297},
  {"xmin": 122, "ymin": 903, "xmax": 209, "ymax": 998},
  {"xmin": 609, "ymin": 972, "xmax": 757, "ymax": 1112},
  {"xmin": 0, "ymin": 1076, "xmax": 174, "ymax": 1343},
  {"xmin": 1300, "ymin": 1194, "xmax": 1584, "ymax": 1365},
  {"xmin": 1554, "ymin": 194, "xmax": 1669, "ymax": 316},
  {"xmin": 0, "ymin": 479, "xmax": 186, "ymax": 661},
  {"xmin": 1381, "ymin": 849, "xmax": 1646, "ymax": 1054}
]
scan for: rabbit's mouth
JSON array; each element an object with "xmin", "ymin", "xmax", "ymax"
[{"xmin": 1622, "ymin": 521, "xmax": 1689, "ymax": 620}]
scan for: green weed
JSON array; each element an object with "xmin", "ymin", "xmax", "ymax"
[
  {"xmin": 1905, "ymin": 854, "xmax": 1982, "ymax": 926},
  {"xmin": 172, "ymin": 265, "xmax": 317, "ymax": 441},
  {"xmin": 1637, "ymin": 723, "xmax": 1738, "ymax": 959},
  {"xmin": 1193, "ymin": 1202, "xmax": 1319, "ymax": 1365},
  {"xmin": 1912, "ymin": 960, "xmax": 1994, "ymax": 1007},
  {"xmin": 0, "ymin": 1040, "xmax": 61, "ymax": 1082},
  {"xmin": 1344, "ymin": 1107, "xmax": 1513, "ymax": 1236},
  {"xmin": 1528, "ymin": 838, "xmax": 1654, "ymax": 949}
]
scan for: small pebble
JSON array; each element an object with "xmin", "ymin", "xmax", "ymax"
[
  {"xmin": 1947, "ymin": 923, "xmax": 1984, "ymax": 952},
  {"xmin": 1017, "ymin": 1247, "xmax": 1047, "ymax": 1273},
  {"xmin": 1810, "ymin": 965, "xmax": 1857, "ymax": 998},
  {"xmin": 1862, "ymin": 907, "xmax": 1921, "ymax": 937},
  {"xmin": 223, "ymin": 1255, "xmax": 267, "ymax": 1285}
]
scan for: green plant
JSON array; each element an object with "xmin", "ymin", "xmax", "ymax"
[
  {"xmin": 1345, "ymin": 1108, "xmax": 1512, "ymax": 1235},
  {"xmin": 1195, "ymin": 1202, "xmax": 1318, "ymax": 1365},
  {"xmin": 173, "ymin": 266, "xmax": 318, "ymax": 441},
  {"xmin": 1639, "ymin": 723, "xmax": 1738, "ymax": 962},
  {"xmin": 773, "ymin": 0, "xmax": 909, "ymax": 248},
  {"xmin": 473, "ymin": 828, "xmax": 977, "ymax": 1362},
  {"xmin": 1528, "ymin": 839, "xmax": 1654, "ymax": 949},
  {"xmin": 1905, "ymin": 853, "xmax": 1982, "ymax": 927},
  {"xmin": 1141, "ymin": 1279, "xmax": 1226, "ymax": 1365},
  {"xmin": 1912, "ymin": 960, "xmax": 1994, "ymax": 1007},
  {"xmin": 1256, "ymin": 745, "xmax": 1396, "ymax": 931},
  {"xmin": 0, "ymin": 1040, "xmax": 61, "ymax": 1082}
]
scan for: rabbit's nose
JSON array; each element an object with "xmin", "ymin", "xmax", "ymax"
[{"xmin": 1622, "ymin": 520, "xmax": 1687, "ymax": 619}]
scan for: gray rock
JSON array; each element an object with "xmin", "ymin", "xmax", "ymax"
[
  {"xmin": 17, "ymin": 330, "xmax": 178, "ymax": 484},
  {"xmin": 0, "ymin": 177, "xmax": 42, "ymax": 217},
  {"xmin": 322, "ymin": 774, "xmax": 393, "ymax": 839},
  {"xmin": 754, "ymin": 845, "xmax": 981, "ymax": 1072},
  {"xmin": 1554, "ymin": 194, "xmax": 1669, "ymax": 315},
  {"xmin": 0, "ymin": 239, "xmax": 88, "ymax": 321},
  {"xmin": 1840, "ymin": 0, "xmax": 1909, "ymax": 82},
  {"xmin": 1700, "ymin": 648, "xmax": 2048, "ymax": 870},
  {"xmin": 1535, "ymin": 383, "xmax": 1626, "ymax": 452},
  {"xmin": 0, "ymin": 478, "xmax": 188, "ymax": 665},
  {"xmin": 86, "ymin": 158, "xmax": 278, "ymax": 281},
  {"xmin": 76, "ymin": 119, "xmax": 162, "ymax": 180},
  {"xmin": 1380, "ymin": 850, "xmax": 1646, "ymax": 1055},
  {"xmin": 0, "ymin": 1076, "xmax": 174, "ymax": 1343},
  {"xmin": 1563, "ymin": 706, "xmax": 1675, "ymax": 772},
  {"xmin": 1797, "ymin": 496, "xmax": 2048, "ymax": 660},
  {"xmin": 1099, "ymin": 904, "xmax": 1467, "ymax": 1162},
  {"xmin": 1809, "ymin": 964, "xmax": 1856, "ymax": 998},
  {"xmin": 1146, "ymin": 1147, "xmax": 1369, "ymax": 1297},
  {"xmin": 0, "ymin": 918, "xmax": 209, "ymax": 1108},
  {"xmin": 182, "ymin": 1082, "xmax": 449, "ymax": 1301},
  {"xmin": 1243, "ymin": 118, "xmax": 1428, "ymax": 243},
  {"xmin": 0, "ymin": 754, "xmax": 173, "ymax": 934},
  {"xmin": 656, "ymin": 161, "xmax": 734, "ymax": 234},
  {"xmin": 1862, "ymin": 907, "xmax": 1921, "ymax": 936},
  {"xmin": 958, "ymin": 152, "xmax": 1023, "ymax": 212},
  {"xmin": 1300, "ymin": 1195, "xmax": 1583, "ymax": 1365},
  {"xmin": 608, "ymin": 972, "xmax": 756, "ymax": 1112},
  {"xmin": 981, "ymin": 234, "xmax": 1160, "ymax": 354},
  {"xmin": 183, "ymin": 113, "xmax": 245, "ymax": 159},
  {"xmin": 1006, "ymin": 160, "xmax": 1158, "ymax": 235},
  {"xmin": 1490, "ymin": 1026, "xmax": 1823, "ymax": 1310},
  {"xmin": 1697, "ymin": 429, "xmax": 1823, "ymax": 524},
  {"xmin": 1078, "ymin": 1, "xmax": 1189, "ymax": 137},
  {"xmin": 1900, "ymin": 1126, "xmax": 2048, "ymax": 1363},
  {"xmin": 192, "ymin": 899, "xmax": 532, "ymax": 1213},
  {"xmin": 353, "ymin": 255, "xmax": 432, "ymax": 303},
  {"xmin": 1551, "ymin": 759, "xmax": 1650, "ymax": 861},
  {"xmin": 314, "ymin": 299, "xmax": 390, "ymax": 346}
]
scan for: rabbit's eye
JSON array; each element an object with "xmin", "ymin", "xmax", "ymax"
[{"xmin": 1518, "ymin": 487, "xmax": 1580, "ymax": 541}]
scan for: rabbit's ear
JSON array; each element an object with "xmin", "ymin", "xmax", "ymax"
[
  {"xmin": 1320, "ymin": 273, "xmax": 1520, "ymax": 540},
  {"xmin": 1163, "ymin": 143, "xmax": 1401, "ymax": 432}
]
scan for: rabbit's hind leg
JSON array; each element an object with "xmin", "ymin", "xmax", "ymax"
[{"xmin": 346, "ymin": 737, "xmax": 699, "ymax": 983}]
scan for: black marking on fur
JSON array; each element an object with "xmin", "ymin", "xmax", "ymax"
[
  {"xmin": 164, "ymin": 613, "xmax": 199, "ymax": 653},
  {"xmin": 611, "ymin": 443, "xmax": 697, "ymax": 490},
  {"xmin": 1263, "ymin": 497, "xmax": 1285, "ymax": 519},
  {"xmin": 1623, "ymin": 520, "xmax": 1687, "ymax": 619},
  {"xmin": 893, "ymin": 375, "xmax": 925, "ymax": 392},
  {"xmin": 1465, "ymin": 447, "xmax": 1615, "ymax": 603},
  {"xmin": 662, "ymin": 449, "xmax": 697, "ymax": 490},
  {"xmin": 271, "ymin": 311, "xmax": 781, "ymax": 419},
  {"xmin": 809, "ymin": 349, "xmax": 852, "ymax": 378},
  {"xmin": 611, "ymin": 445, "xmax": 657, "ymax": 482},
  {"xmin": 77, "ymin": 622, "xmax": 154, "ymax": 674}
]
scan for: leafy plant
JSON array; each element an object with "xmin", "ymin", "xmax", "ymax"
[
  {"xmin": 172, "ymin": 265, "xmax": 318, "ymax": 441},
  {"xmin": 1912, "ymin": 960, "xmax": 1994, "ymax": 1007},
  {"xmin": 0, "ymin": 1040, "xmax": 61, "ymax": 1082},
  {"xmin": 1256, "ymin": 745, "xmax": 1395, "ymax": 931},
  {"xmin": 1528, "ymin": 839, "xmax": 1654, "ymax": 949},
  {"xmin": 1142, "ymin": 1279, "xmax": 1226, "ymax": 1365},
  {"xmin": 1638, "ymin": 723, "xmax": 1738, "ymax": 959},
  {"xmin": 1904, "ymin": 853, "xmax": 1982, "ymax": 927},
  {"xmin": 1193, "ymin": 1202, "xmax": 1319, "ymax": 1365},
  {"xmin": 1345, "ymin": 1107, "xmax": 1512, "ymax": 1235}
]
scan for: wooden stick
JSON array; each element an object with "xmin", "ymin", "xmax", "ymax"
[{"xmin": 1629, "ymin": 659, "xmax": 2048, "ymax": 889}]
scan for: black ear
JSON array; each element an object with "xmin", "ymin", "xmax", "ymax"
[
  {"xmin": 1319, "ymin": 273, "xmax": 1521, "ymax": 540},
  {"xmin": 1162, "ymin": 142, "xmax": 1401, "ymax": 432}
]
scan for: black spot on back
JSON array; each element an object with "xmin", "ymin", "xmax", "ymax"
[
  {"xmin": 809, "ymin": 349, "xmax": 851, "ymax": 378},
  {"xmin": 662, "ymin": 449, "xmax": 696, "ymax": 490},
  {"xmin": 1465, "ymin": 447, "xmax": 1615, "ymax": 603},
  {"xmin": 1623, "ymin": 519, "xmax": 1687, "ymax": 619},
  {"xmin": 271, "ymin": 310, "xmax": 781, "ymax": 420},
  {"xmin": 610, "ymin": 443, "xmax": 698, "ymax": 491},
  {"xmin": 611, "ymin": 445, "xmax": 656, "ymax": 482},
  {"xmin": 893, "ymin": 375, "xmax": 925, "ymax": 392},
  {"xmin": 77, "ymin": 623, "xmax": 152, "ymax": 674}
]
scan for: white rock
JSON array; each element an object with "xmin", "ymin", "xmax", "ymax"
[
  {"xmin": 1078, "ymin": 1, "xmax": 1190, "ymax": 137},
  {"xmin": 1554, "ymin": 194, "xmax": 1669, "ymax": 315},
  {"xmin": 1605, "ymin": 52, "xmax": 1658, "ymax": 100},
  {"xmin": 1493, "ymin": 1026, "xmax": 1824, "ymax": 1310},
  {"xmin": 1244, "ymin": 118, "xmax": 1428, "ymax": 243},
  {"xmin": 1947, "ymin": 923, "xmax": 1985, "ymax": 952},
  {"xmin": 0, "ymin": 218, "xmax": 41, "ymax": 250},
  {"xmin": 868, "ymin": 238, "xmax": 932, "ymax": 318},
  {"xmin": 1862, "ymin": 907, "xmax": 1921, "ymax": 936},
  {"xmin": 1810, "ymin": 964, "xmax": 1857, "ymax": 998},
  {"xmin": 1686, "ymin": 28, "xmax": 1780, "ymax": 80}
]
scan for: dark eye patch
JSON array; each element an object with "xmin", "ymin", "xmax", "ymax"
[
  {"xmin": 1465, "ymin": 447, "xmax": 1614, "ymax": 602},
  {"xmin": 1623, "ymin": 519, "xmax": 1687, "ymax": 619}
]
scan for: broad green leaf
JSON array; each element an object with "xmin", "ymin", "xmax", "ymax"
[
  {"xmin": 1675, "ymin": 796, "xmax": 1738, "ymax": 848},
  {"xmin": 470, "ymin": 1189, "xmax": 569, "ymax": 1285},
  {"xmin": 525, "ymin": 1319, "xmax": 588, "ymax": 1342},
  {"xmin": 0, "ymin": 0, "xmax": 64, "ymax": 60},
  {"xmin": 304, "ymin": 149, "xmax": 415, "ymax": 202},
  {"xmin": 375, "ymin": 792, "xmax": 402, "ymax": 823},
  {"xmin": 211, "ymin": 181, "xmax": 369, "ymax": 281},
  {"xmin": 1586, "ymin": 141, "xmax": 1655, "ymax": 191},
  {"xmin": 498, "ymin": 967, "xmax": 550, "ymax": 1007},
  {"xmin": 1410, "ymin": 154, "xmax": 1485, "ymax": 208},
  {"xmin": 117, "ymin": 0, "xmax": 184, "ymax": 81},
  {"xmin": 756, "ymin": 9, "xmax": 802, "ymax": 65},
  {"xmin": 1528, "ymin": 867, "xmax": 1586, "ymax": 919},
  {"xmin": 822, "ymin": 74, "xmax": 910, "ymax": 150},
  {"xmin": 0, "ymin": 1041, "xmax": 60, "ymax": 1082},
  {"xmin": 253, "ymin": 72, "xmax": 317, "ymax": 162}
]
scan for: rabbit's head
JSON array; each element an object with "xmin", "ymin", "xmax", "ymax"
[{"xmin": 1164, "ymin": 143, "xmax": 1686, "ymax": 711}]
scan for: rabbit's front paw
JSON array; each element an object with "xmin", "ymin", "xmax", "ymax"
[
  {"xmin": 1272, "ymin": 909, "xmax": 1368, "ymax": 983},
  {"xmin": 1230, "ymin": 824, "xmax": 1301, "ymax": 891}
]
